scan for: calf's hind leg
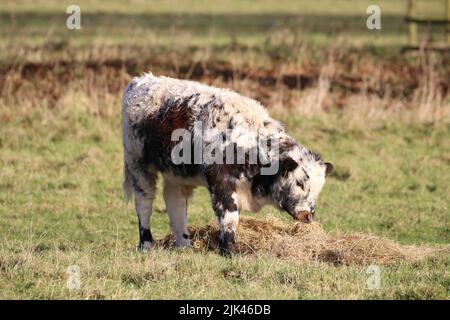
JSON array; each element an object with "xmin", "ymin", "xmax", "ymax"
[
  {"xmin": 128, "ymin": 163, "xmax": 157, "ymax": 250},
  {"xmin": 163, "ymin": 178, "xmax": 193, "ymax": 247}
]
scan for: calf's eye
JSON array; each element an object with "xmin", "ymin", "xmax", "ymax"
[{"xmin": 296, "ymin": 180, "xmax": 304, "ymax": 190}]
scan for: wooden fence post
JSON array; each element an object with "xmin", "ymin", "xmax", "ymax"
[
  {"xmin": 407, "ymin": 0, "xmax": 418, "ymax": 45},
  {"xmin": 447, "ymin": 0, "xmax": 450, "ymax": 43}
]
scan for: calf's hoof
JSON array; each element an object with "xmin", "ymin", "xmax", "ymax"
[
  {"xmin": 175, "ymin": 233, "xmax": 192, "ymax": 248},
  {"xmin": 139, "ymin": 241, "xmax": 154, "ymax": 251},
  {"xmin": 219, "ymin": 230, "xmax": 236, "ymax": 257}
]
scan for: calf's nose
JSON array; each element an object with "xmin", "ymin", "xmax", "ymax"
[
  {"xmin": 294, "ymin": 211, "xmax": 314, "ymax": 223},
  {"xmin": 304, "ymin": 211, "xmax": 314, "ymax": 223}
]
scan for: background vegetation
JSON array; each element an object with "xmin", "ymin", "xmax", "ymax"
[{"xmin": 0, "ymin": 0, "xmax": 448, "ymax": 299}]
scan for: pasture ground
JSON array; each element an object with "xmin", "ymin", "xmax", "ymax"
[{"xmin": 0, "ymin": 0, "xmax": 449, "ymax": 299}]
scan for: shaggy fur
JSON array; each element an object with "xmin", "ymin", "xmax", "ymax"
[{"xmin": 122, "ymin": 73, "xmax": 333, "ymax": 254}]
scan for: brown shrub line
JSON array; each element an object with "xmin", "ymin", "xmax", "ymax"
[
  {"xmin": 1, "ymin": 52, "xmax": 448, "ymax": 123},
  {"xmin": 1, "ymin": 53, "xmax": 448, "ymax": 104}
]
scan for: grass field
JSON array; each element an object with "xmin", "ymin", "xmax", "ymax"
[{"xmin": 0, "ymin": 0, "xmax": 449, "ymax": 299}]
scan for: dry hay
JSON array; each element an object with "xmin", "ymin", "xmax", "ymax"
[{"xmin": 159, "ymin": 216, "xmax": 448, "ymax": 266}]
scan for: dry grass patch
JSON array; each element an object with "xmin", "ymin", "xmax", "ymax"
[{"xmin": 160, "ymin": 216, "xmax": 448, "ymax": 266}]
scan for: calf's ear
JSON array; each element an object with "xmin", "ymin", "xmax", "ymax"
[
  {"xmin": 324, "ymin": 162, "xmax": 333, "ymax": 176},
  {"xmin": 280, "ymin": 157, "xmax": 298, "ymax": 177}
]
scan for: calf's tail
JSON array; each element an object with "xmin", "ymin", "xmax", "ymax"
[{"xmin": 123, "ymin": 161, "xmax": 133, "ymax": 203}]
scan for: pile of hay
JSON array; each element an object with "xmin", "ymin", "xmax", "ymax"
[{"xmin": 159, "ymin": 216, "xmax": 447, "ymax": 265}]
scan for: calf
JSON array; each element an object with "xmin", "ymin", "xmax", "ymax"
[{"xmin": 122, "ymin": 73, "xmax": 333, "ymax": 255}]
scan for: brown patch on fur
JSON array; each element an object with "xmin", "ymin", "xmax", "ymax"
[{"xmin": 145, "ymin": 97, "xmax": 195, "ymax": 147}]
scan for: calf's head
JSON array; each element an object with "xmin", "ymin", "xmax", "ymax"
[{"xmin": 271, "ymin": 153, "xmax": 333, "ymax": 223}]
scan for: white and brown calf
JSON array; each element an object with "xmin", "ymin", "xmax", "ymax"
[{"xmin": 122, "ymin": 73, "xmax": 333, "ymax": 255}]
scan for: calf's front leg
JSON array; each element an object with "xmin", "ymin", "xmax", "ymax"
[
  {"xmin": 208, "ymin": 179, "xmax": 240, "ymax": 256},
  {"xmin": 218, "ymin": 206, "xmax": 239, "ymax": 256}
]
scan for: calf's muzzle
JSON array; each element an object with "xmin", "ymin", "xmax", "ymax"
[{"xmin": 293, "ymin": 210, "xmax": 315, "ymax": 223}]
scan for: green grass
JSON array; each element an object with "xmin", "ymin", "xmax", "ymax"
[
  {"xmin": 0, "ymin": 0, "xmax": 449, "ymax": 300},
  {"xmin": 0, "ymin": 92, "xmax": 448, "ymax": 299},
  {"xmin": 1, "ymin": 0, "xmax": 448, "ymax": 49}
]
